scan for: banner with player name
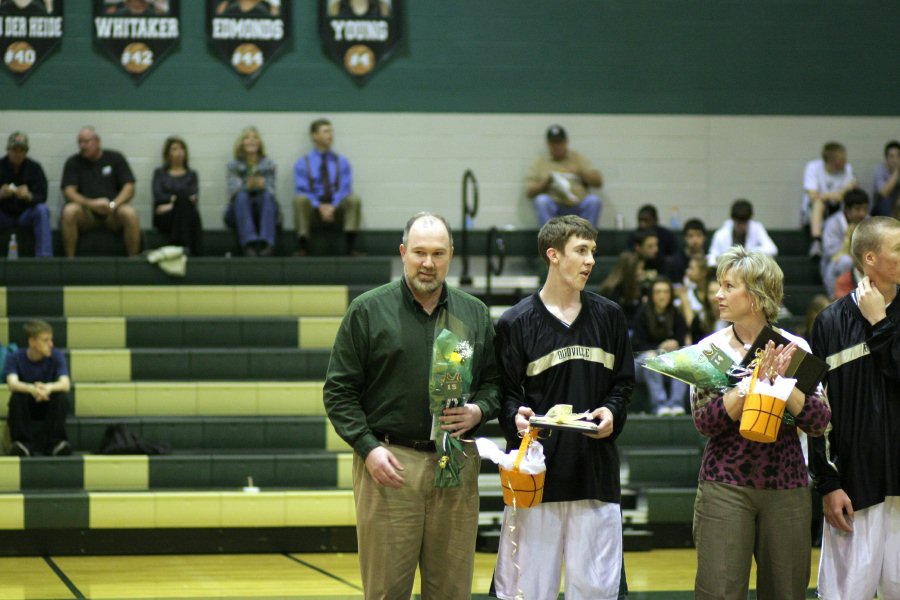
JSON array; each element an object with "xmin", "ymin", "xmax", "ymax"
[
  {"xmin": 208, "ymin": 0, "xmax": 289, "ymax": 85},
  {"xmin": 93, "ymin": 0, "xmax": 179, "ymax": 83},
  {"xmin": 0, "ymin": 0, "xmax": 63, "ymax": 83},
  {"xmin": 319, "ymin": 0, "xmax": 401, "ymax": 84}
]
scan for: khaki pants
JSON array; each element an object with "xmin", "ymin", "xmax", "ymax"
[
  {"xmin": 693, "ymin": 480, "xmax": 811, "ymax": 600},
  {"xmin": 352, "ymin": 441, "xmax": 480, "ymax": 600},
  {"xmin": 293, "ymin": 193, "xmax": 361, "ymax": 238}
]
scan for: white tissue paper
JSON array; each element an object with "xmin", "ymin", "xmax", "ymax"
[
  {"xmin": 753, "ymin": 377, "xmax": 797, "ymax": 401},
  {"xmin": 475, "ymin": 437, "xmax": 546, "ymax": 475}
]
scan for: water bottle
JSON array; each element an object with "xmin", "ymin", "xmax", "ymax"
[
  {"xmin": 615, "ymin": 213, "xmax": 625, "ymax": 231},
  {"xmin": 670, "ymin": 206, "xmax": 681, "ymax": 230},
  {"xmin": 7, "ymin": 234, "xmax": 18, "ymax": 259}
]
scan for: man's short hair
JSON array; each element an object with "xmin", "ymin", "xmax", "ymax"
[
  {"xmin": 23, "ymin": 320, "xmax": 52, "ymax": 339},
  {"xmin": 637, "ymin": 204, "xmax": 658, "ymax": 222},
  {"xmin": 310, "ymin": 119, "xmax": 332, "ymax": 135},
  {"xmin": 885, "ymin": 140, "xmax": 900, "ymax": 157},
  {"xmin": 851, "ymin": 216, "xmax": 900, "ymax": 269},
  {"xmin": 822, "ymin": 141, "xmax": 846, "ymax": 162},
  {"xmin": 730, "ymin": 199, "xmax": 754, "ymax": 223},
  {"xmin": 402, "ymin": 212, "xmax": 453, "ymax": 248},
  {"xmin": 715, "ymin": 246, "xmax": 784, "ymax": 323},
  {"xmin": 843, "ymin": 188, "xmax": 869, "ymax": 209},
  {"xmin": 538, "ymin": 215, "xmax": 597, "ymax": 265},
  {"xmin": 683, "ymin": 218, "xmax": 707, "ymax": 236}
]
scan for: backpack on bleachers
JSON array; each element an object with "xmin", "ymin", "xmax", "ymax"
[{"xmin": 97, "ymin": 423, "xmax": 170, "ymax": 455}]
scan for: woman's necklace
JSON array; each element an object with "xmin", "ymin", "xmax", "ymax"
[{"xmin": 731, "ymin": 324, "xmax": 752, "ymax": 351}]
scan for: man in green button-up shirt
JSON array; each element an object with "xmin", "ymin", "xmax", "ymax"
[{"xmin": 324, "ymin": 212, "xmax": 500, "ymax": 600}]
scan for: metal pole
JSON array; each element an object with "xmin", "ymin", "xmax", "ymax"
[{"xmin": 459, "ymin": 169, "xmax": 478, "ymax": 286}]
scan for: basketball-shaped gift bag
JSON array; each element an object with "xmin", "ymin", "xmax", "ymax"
[
  {"xmin": 739, "ymin": 361, "xmax": 793, "ymax": 444},
  {"xmin": 499, "ymin": 429, "xmax": 545, "ymax": 508}
]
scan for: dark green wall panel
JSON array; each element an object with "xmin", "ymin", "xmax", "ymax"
[{"xmin": 3, "ymin": 2, "xmax": 900, "ymax": 115}]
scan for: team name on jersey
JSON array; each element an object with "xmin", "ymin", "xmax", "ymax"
[{"xmin": 526, "ymin": 345, "xmax": 614, "ymax": 377}]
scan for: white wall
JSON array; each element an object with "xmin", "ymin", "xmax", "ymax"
[{"xmin": 4, "ymin": 111, "xmax": 899, "ymax": 233}]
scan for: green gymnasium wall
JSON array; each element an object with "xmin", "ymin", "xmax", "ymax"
[{"xmin": 3, "ymin": 1, "xmax": 900, "ymax": 115}]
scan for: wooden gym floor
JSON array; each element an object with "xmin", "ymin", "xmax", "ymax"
[{"xmin": 0, "ymin": 548, "xmax": 820, "ymax": 599}]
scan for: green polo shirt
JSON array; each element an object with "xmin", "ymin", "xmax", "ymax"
[{"xmin": 323, "ymin": 279, "xmax": 500, "ymax": 459}]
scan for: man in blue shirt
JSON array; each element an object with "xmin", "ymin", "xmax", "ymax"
[
  {"xmin": 292, "ymin": 119, "xmax": 363, "ymax": 256},
  {"xmin": 4, "ymin": 320, "xmax": 71, "ymax": 457}
]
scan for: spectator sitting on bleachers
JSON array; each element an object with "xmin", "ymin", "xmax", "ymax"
[
  {"xmin": 802, "ymin": 141, "xmax": 857, "ymax": 258},
  {"xmin": 800, "ymin": 294, "xmax": 831, "ymax": 345},
  {"xmin": 599, "ymin": 250, "xmax": 646, "ymax": 328},
  {"xmin": 292, "ymin": 118, "xmax": 363, "ymax": 256},
  {"xmin": 690, "ymin": 275, "xmax": 727, "ymax": 344},
  {"xmin": 152, "ymin": 135, "xmax": 203, "ymax": 256},
  {"xmin": 224, "ymin": 126, "xmax": 279, "ymax": 257},
  {"xmin": 821, "ymin": 188, "xmax": 868, "ymax": 297},
  {"xmin": 3, "ymin": 320, "xmax": 71, "ymax": 457},
  {"xmin": 870, "ymin": 140, "xmax": 900, "ymax": 218},
  {"xmin": 526, "ymin": 124, "xmax": 603, "ymax": 227},
  {"xmin": 0, "ymin": 131, "xmax": 52, "ymax": 256},
  {"xmin": 627, "ymin": 203, "xmax": 680, "ymax": 268},
  {"xmin": 666, "ymin": 217, "xmax": 707, "ymax": 282},
  {"xmin": 633, "ymin": 276, "xmax": 689, "ymax": 415},
  {"xmin": 60, "ymin": 126, "xmax": 141, "ymax": 258},
  {"xmin": 707, "ymin": 199, "xmax": 778, "ymax": 267},
  {"xmin": 674, "ymin": 255, "xmax": 709, "ymax": 329},
  {"xmin": 632, "ymin": 228, "xmax": 663, "ymax": 286}
]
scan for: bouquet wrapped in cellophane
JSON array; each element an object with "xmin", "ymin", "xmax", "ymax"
[
  {"xmin": 429, "ymin": 328, "xmax": 474, "ymax": 488},
  {"xmin": 641, "ymin": 343, "xmax": 742, "ymax": 390}
]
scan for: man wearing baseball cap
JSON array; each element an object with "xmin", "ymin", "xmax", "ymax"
[
  {"xmin": 0, "ymin": 132, "xmax": 52, "ymax": 257},
  {"xmin": 526, "ymin": 125, "xmax": 604, "ymax": 227}
]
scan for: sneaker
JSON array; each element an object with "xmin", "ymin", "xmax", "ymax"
[
  {"xmin": 808, "ymin": 239, "xmax": 823, "ymax": 259},
  {"xmin": 51, "ymin": 440, "xmax": 72, "ymax": 456},
  {"xmin": 669, "ymin": 406, "xmax": 686, "ymax": 416},
  {"xmin": 655, "ymin": 407, "xmax": 674, "ymax": 417},
  {"xmin": 9, "ymin": 441, "xmax": 30, "ymax": 457}
]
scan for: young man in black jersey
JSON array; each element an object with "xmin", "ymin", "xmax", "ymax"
[
  {"xmin": 492, "ymin": 215, "xmax": 634, "ymax": 600},
  {"xmin": 811, "ymin": 216, "xmax": 900, "ymax": 599}
]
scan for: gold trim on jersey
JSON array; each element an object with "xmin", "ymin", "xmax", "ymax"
[
  {"xmin": 526, "ymin": 345, "xmax": 614, "ymax": 376},
  {"xmin": 826, "ymin": 342, "xmax": 869, "ymax": 370}
]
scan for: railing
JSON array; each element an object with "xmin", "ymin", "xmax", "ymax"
[
  {"xmin": 459, "ymin": 169, "xmax": 478, "ymax": 285},
  {"xmin": 484, "ymin": 226, "xmax": 506, "ymax": 306}
]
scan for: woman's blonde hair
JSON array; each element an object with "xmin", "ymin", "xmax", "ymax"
[
  {"xmin": 715, "ymin": 246, "xmax": 783, "ymax": 323},
  {"xmin": 233, "ymin": 126, "xmax": 266, "ymax": 161}
]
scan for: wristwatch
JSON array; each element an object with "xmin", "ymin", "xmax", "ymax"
[{"xmin": 109, "ymin": 201, "xmax": 117, "ymax": 210}]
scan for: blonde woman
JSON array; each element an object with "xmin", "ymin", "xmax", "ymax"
[
  {"xmin": 224, "ymin": 126, "xmax": 278, "ymax": 256},
  {"xmin": 691, "ymin": 246, "xmax": 830, "ymax": 599}
]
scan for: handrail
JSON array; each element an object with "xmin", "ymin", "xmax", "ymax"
[
  {"xmin": 485, "ymin": 226, "xmax": 506, "ymax": 307},
  {"xmin": 459, "ymin": 169, "xmax": 478, "ymax": 286}
]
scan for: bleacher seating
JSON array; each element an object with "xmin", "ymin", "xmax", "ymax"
[{"xmin": 0, "ymin": 228, "xmax": 825, "ymax": 555}]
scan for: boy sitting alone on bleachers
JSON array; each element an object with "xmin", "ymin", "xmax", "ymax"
[{"xmin": 4, "ymin": 320, "xmax": 71, "ymax": 457}]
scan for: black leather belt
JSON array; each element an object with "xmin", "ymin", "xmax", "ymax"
[{"xmin": 374, "ymin": 430, "xmax": 436, "ymax": 452}]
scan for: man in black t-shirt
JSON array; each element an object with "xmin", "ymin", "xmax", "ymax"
[{"xmin": 60, "ymin": 126, "xmax": 141, "ymax": 257}]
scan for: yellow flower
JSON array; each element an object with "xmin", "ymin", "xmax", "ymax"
[{"xmin": 450, "ymin": 352, "xmax": 462, "ymax": 364}]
